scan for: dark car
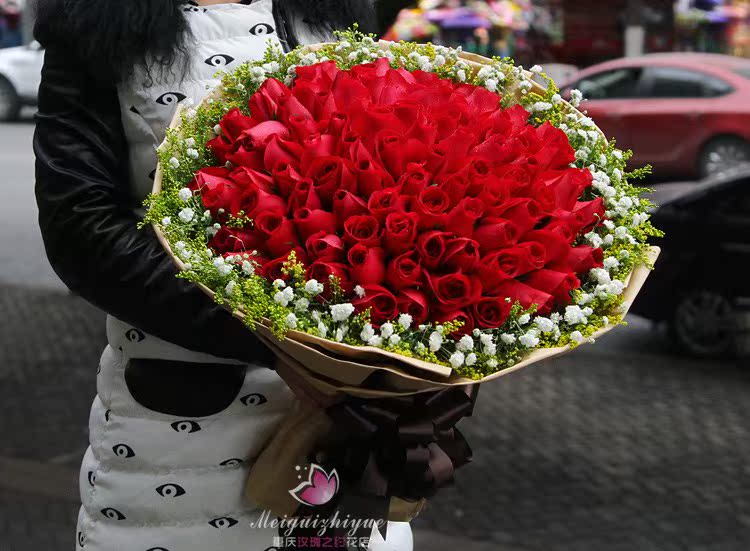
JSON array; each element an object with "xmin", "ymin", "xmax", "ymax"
[
  {"xmin": 559, "ymin": 53, "xmax": 750, "ymax": 179},
  {"xmin": 631, "ymin": 168, "xmax": 750, "ymax": 357}
]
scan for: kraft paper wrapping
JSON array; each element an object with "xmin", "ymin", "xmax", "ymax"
[{"xmin": 151, "ymin": 41, "xmax": 660, "ymax": 524}]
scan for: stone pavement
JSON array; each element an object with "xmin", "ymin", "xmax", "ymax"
[{"xmin": 1, "ymin": 283, "xmax": 750, "ymax": 551}]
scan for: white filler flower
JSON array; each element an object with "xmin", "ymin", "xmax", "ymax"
[{"xmin": 330, "ymin": 304, "xmax": 355, "ymax": 322}]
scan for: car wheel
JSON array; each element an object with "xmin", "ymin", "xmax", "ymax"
[
  {"xmin": 699, "ymin": 137, "xmax": 750, "ymax": 178},
  {"xmin": 0, "ymin": 76, "xmax": 21, "ymax": 122},
  {"xmin": 670, "ymin": 289, "xmax": 737, "ymax": 357}
]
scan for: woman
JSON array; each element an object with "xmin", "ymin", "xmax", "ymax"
[{"xmin": 33, "ymin": 1, "xmax": 412, "ymax": 549}]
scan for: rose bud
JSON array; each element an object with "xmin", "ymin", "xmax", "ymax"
[
  {"xmin": 494, "ymin": 198, "xmax": 543, "ymax": 235},
  {"xmin": 433, "ymin": 307, "xmax": 476, "ymax": 336},
  {"xmin": 492, "ymin": 279, "xmax": 555, "ymax": 315},
  {"xmin": 396, "ymin": 289, "xmax": 430, "ymax": 326},
  {"xmin": 548, "ymin": 245, "xmax": 604, "ymax": 275},
  {"xmin": 540, "ymin": 168, "xmax": 592, "ymax": 212},
  {"xmin": 524, "ymin": 229, "xmax": 571, "ymax": 265},
  {"xmin": 530, "ymin": 122, "xmax": 576, "ymax": 170},
  {"xmin": 301, "ymin": 133, "xmax": 336, "ymax": 159},
  {"xmin": 343, "ymin": 215, "xmax": 382, "ymax": 248},
  {"xmin": 305, "ymin": 156, "xmax": 357, "ymax": 204},
  {"xmin": 288, "ymin": 179, "xmax": 323, "ymax": 212},
  {"xmin": 396, "ymin": 163, "xmax": 431, "ymax": 196},
  {"xmin": 386, "ymin": 250, "xmax": 424, "ymax": 290},
  {"xmin": 254, "ymin": 211, "xmax": 299, "ymax": 258},
  {"xmin": 438, "ymin": 173, "xmax": 470, "ymax": 208},
  {"xmin": 368, "ymin": 188, "xmax": 405, "ymax": 224},
  {"xmin": 415, "ymin": 186, "xmax": 452, "ymax": 229},
  {"xmin": 473, "ymin": 297, "xmax": 513, "ymax": 329},
  {"xmin": 248, "ymin": 78, "xmax": 291, "ymax": 121},
  {"xmin": 236, "ymin": 184, "xmax": 287, "ymax": 220},
  {"xmin": 426, "ymin": 272, "xmax": 482, "ymax": 311},
  {"xmin": 238, "ymin": 120, "xmax": 290, "ymax": 151},
  {"xmin": 524, "ymin": 269, "xmax": 581, "ymax": 307},
  {"xmin": 264, "ymin": 248, "xmax": 307, "ymax": 282},
  {"xmin": 333, "ymin": 190, "xmax": 369, "ymax": 228},
  {"xmin": 230, "ymin": 166, "xmax": 274, "ymax": 191},
  {"xmin": 348, "ymin": 245, "xmax": 387, "ymax": 286},
  {"xmin": 305, "ymin": 232, "xmax": 346, "ymax": 262},
  {"xmin": 445, "ymin": 197, "xmax": 484, "ymax": 236},
  {"xmin": 352, "ymin": 285, "xmax": 398, "ymax": 325},
  {"xmin": 263, "ymin": 135, "xmax": 304, "ymax": 173},
  {"xmin": 209, "ymin": 226, "xmax": 263, "ymax": 255},
  {"xmin": 218, "ymin": 107, "xmax": 257, "ymax": 142},
  {"xmin": 307, "ymin": 260, "xmax": 352, "ymax": 295},
  {"xmin": 416, "ymin": 230, "xmax": 451, "ymax": 271},
  {"xmin": 271, "ymin": 162, "xmax": 303, "ymax": 199},
  {"xmin": 293, "ymin": 208, "xmax": 338, "ymax": 242},
  {"xmin": 443, "ymin": 237, "xmax": 480, "ymax": 273},
  {"xmin": 384, "ymin": 212, "xmax": 419, "ymax": 256},
  {"xmin": 191, "ymin": 167, "xmax": 240, "ymax": 220},
  {"xmin": 353, "ymin": 158, "xmax": 395, "ymax": 197},
  {"xmin": 226, "ymin": 144, "xmax": 266, "ymax": 170},
  {"xmin": 573, "ymin": 198, "xmax": 606, "ymax": 233},
  {"xmin": 473, "ymin": 217, "xmax": 520, "ymax": 252}
]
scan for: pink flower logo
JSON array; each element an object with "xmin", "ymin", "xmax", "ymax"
[{"xmin": 289, "ymin": 463, "xmax": 340, "ymax": 507}]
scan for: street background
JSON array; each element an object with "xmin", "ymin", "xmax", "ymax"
[{"xmin": 3, "ymin": 0, "xmax": 750, "ymax": 550}]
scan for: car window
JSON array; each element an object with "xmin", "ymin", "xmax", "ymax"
[
  {"xmin": 572, "ymin": 68, "xmax": 643, "ymax": 100},
  {"xmin": 732, "ymin": 67, "xmax": 750, "ymax": 80},
  {"xmin": 645, "ymin": 67, "xmax": 732, "ymax": 98}
]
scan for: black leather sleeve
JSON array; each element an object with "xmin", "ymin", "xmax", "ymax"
[{"xmin": 33, "ymin": 39, "xmax": 272, "ymax": 364}]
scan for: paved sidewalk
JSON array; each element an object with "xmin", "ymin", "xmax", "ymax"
[{"xmin": 2, "ymin": 283, "xmax": 750, "ymax": 550}]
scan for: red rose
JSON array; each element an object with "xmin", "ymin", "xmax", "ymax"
[
  {"xmin": 416, "ymin": 230, "xmax": 450, "ymax": 271},
  {"xmin": 426, "ymin": 272, "xmax": 482, "ymax": 310},
  {"xmin": 307, "ymin": 260, "xmax": 351, "ymax": 294},
  {"xmin": 493, "ymin": 198, "xmax": 542, "ymax": 235},
  {"xmin": 230, "ymin": 166, "xmax": 274, "ymax": 191},
  {"xmin": 524, "ymin": 269, "xmax": 580, "ymax": 306},
  {"xmin": 445, "ymin": 197, "xmax": 484, "ymax": 236},
  {"xmin": 396, "ymin": 289, "xmax": 430, "ymax": 326},
  {"xmin": 264, "ymin": 248, "xmax": 308, "ymax": 282},
  {"xmin": 479, "ymin": 241, "xmax": 547, "ymax": 289},
  {"xmin": 523, "ymin": 229, "xmax": 571, "ymax": 265},
  {"xmin": 377, "ymin": 133, "xmax": 429, "ymax": 177},
  {"xmin": 438, "ymin": 173, "xmax": 470, "ymax": 208},
  {"xmin": 248, "ymin": 78, "xmax": 291, "ymax": 121},
  {"xmin": 492, "ymin": 279, "xmax": 555, "ymax": 315},
  {"xmin": 573, "ymin": 198, "xmax": 606, "ymax": 233},
  {"xmin": 219, "ymin": 107, "xmax": 256, "ymax": 142},
  {"xmin": 288, "ymin": 179, "xmax": 323, "ymax": 212},
  {"xmin": 540, "ymin": 169, "xmax": 593, "ymax": 212},
  {"xmin": 433, "ymin": 307, "xmax": 475, "ymax": 336},
  {"xmin": 352, "ymin": 285, "xmax": 398, "ymax": 325},
  {"xmin": 353, "ymin": 158, "xmax": 396, "ymax": 197},
  {"xmin": 368, "ymin": 188, "xmax": 404, "ymax": 223},
  {"xmin": 473, "ymin": 297, "xmax": 513, "ymax": 329},
  {"xmin": 343, "ymin": 215, "xmax": 381, "ymax": 247},
  {"xmin": 264, "ymin": 135, "xmax": 305, "ymax": 172},
  {"xmin": 396, "ymin": 163, "xmax": 431, "ymax": 196},
  {"xmin": 443, "ymin": 237, "xmax": 480, "ymax": 273},
  {"xmin": 305, "ymin": 156, "xmax": 357, "ymax": 204},
  {"xmin": 332, "ymin": 190, "xmax": 369, "ymax": 227},
  {"xmin": 305, "ymin": 232, "xmax": 346, "ymax": 262},
  {"xmin": 271, "ymin": 162, "xmax": 304, "ymax": 199},
  {"xmin": 548, "ymin": 245, "xmax": 604, "ymax": 274},
  {"xmin": 236, "ymin": 184, "xmax": 287, "ymax": 219},
  {"xmin": 348, "ymin": 245, "xmax": 387, "ymax": 286},
  {"xmin": 386, "ymin": 251, "xmax": 424, "ymax": 290},
  {"xmin": 209, "ymin": 226, "xmax": 262, "ymax": 254},
  {"xmin": 237, "ymin": 120, "xmax": 290, "ymax": 151},
  {"xmin": 254, "ymin": 211, "xmax": 299, "ymax": 257},
  {"xmin": 293, "ymin": 208, "xmax": 338, "ymax": 242},
  {"xmin": 415, "ymin": 186, "xmax": 452, "ymax": 229},
  {"xmin": 529, "ymin": 122, "xmax": 576, "ymax": 170},
  {"xmin": 190, "ymin": 167, "xmax": 241, "ymax": 218},
  {"xmin": 473, "ymin": 218, "xmax": 520, "ymax": 252},
  {"xmin": 384, "ymin": 212, "xmax": 419, "ymax": 256}
]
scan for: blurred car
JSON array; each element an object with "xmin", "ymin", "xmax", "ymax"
[
  {"xmin": 560, "ymin": 53, "xmax": 750, "ymax": 179},
  {"xmin": 0, "ymin": 40, "xmax": 43, "ymax": 121},
  {"xmin": 631, "ymin": 168, "xmax": 750, "ymax": 357}
]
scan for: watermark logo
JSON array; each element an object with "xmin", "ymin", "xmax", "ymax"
[{"xmin": 290, "ymin": 463, "xmax": 340, "ymax": 507}]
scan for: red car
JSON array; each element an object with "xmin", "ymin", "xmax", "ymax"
[{"xmin": 560, "ymin": 53, "xmax": 750, "ymax": 179}]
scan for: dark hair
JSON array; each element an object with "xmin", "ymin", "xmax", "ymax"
[{"xmin": 33, "ymin": 0, "xmax": 378, "ymax": 82}]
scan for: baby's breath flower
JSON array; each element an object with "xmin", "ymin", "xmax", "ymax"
[
  {"xmin": 380, "ymin": 323, "xmax": 395, "ymax": 339},
  {"xmin": 178, "ymin": 188, "xmax": 193, "ymax": 202},
  {"xmin": 285, "ymin": 313, "xmax": 298, "ymax": 329},
  {"xmin": 398, "ymin": 313, "xmax": 413, "ymax": 330},
  {"xmin": 178, "ymin": 208, "xmax": 195, "ymax": 223},
  {"xmin": 570, "ymin": 331, "xmax": 585, "ymax": 343},
  {"xmin": 518, "ymin": 314, "xmax": 531, "ymax": 326},
  {"xmin": 457, "ymin": 335, "xmax": 474, "ymax": 352},
  {"xmin": 361, "ymin": 323, "xmax": 375, "ymax": 343},
  {"xmin": 449, "ymin": 351, "xmax": 465, "ymax": 369},
  {"xmin": 273, "ymin": 279, "xmax": 286, "ymax": 289},
  {"xmin": 331, "ymin": 303, "xmax": 355, "ymax": 322},
  {"xmin": 465, "ymin": 353, "xmax": 477, "ymax": 367},
  {"xmin": 169, "ymin": 157, "xmax": 180, "ymax": 169},
  {"xmin": 305, "ymin": 279, "xmax": 324, "ymax": 295},
  {"xmin": 162, "ymin": 217, "xmax": 171, "ymax": 226},
  {"xmin": 354, "ymin": 285, "xmax": 366, "ymax": 298},
  {"xmin": 242, "ymin": 261, "xmax": 255, "ymax": 275},
  {"xmin": 519, "ymin": 331, "xmax": 540, "ymax": 348},
  {"xmin": 428, "ymin": 331, "xmax": 443, "ymax": 353},
  {"xmin": 500, "ymin": 333, "xmax": 516, "ymax": 345}
]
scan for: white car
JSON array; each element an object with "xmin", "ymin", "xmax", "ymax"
[{"xmin": 0, "ymin": 40, "xmax": 44, "ymax": 121}]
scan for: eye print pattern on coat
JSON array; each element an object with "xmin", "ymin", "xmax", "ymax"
[
  {"xmin": 156, "ymin": 484, "xmax": 186, "ymax": 498},
  {"xmin": 205, "ymin": 54, "xmax": 235, "ymax": 68},
  {"xmin": 155, "ymin": 92, "xmax": 187, "ymax": 106},
  {"xmin": 125, "ymin": 328, "xmax": 145, "ymax": 343},
  {"xmin": 249, "ymin": 23, "xmax": 275, "ymax": 36},
  {"xmin": 101, "ymin": 507, "xmax": 126, "ymax": 521},
  {"xmin": 77, "ymin": 531, "xmax": 85, "ymax": 547},
  {"xmin": 209, "ymin": 517, "xmax": 239, "ymax": 529},
  {"xmin": 113, "ymin": 444, "xmax": 135, "ymax": 458},
  {"xmin": 240, "ymin": 393, "xmax": 267, "ymax": 406},
  {"xmin": 105, "ymin": 409, "xmax": 111, "ymax": 422},
  {"xmin": 171, "ymin": 420, "xmax": 202, "ymax": 434},
  {"xmin": 184, "ymin": 5, "xmax": 207, "ymax": 13},
  {"xmin": 147, "ymin": 548, "xmax": 170, "ymax": 551},
  {"xmin": 88, "ymin": 471, "xmax": 96, "ymax": 486},
  {"xmin": 219, "ymin": 458, "xmax": 244, "ymax": 467}
]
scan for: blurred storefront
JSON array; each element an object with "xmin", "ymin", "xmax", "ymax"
[
  {"xmin": 675, "ymin": 0, "xmax": 750, "ymax": 56},
  {"xmin": 0, "ymin": 0, "xmax": 25, "ymax": 48}
]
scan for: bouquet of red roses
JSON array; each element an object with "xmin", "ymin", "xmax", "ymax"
[{"xmin": 147, "ymin": 30, "xmax": 659, "ymax": 522}]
